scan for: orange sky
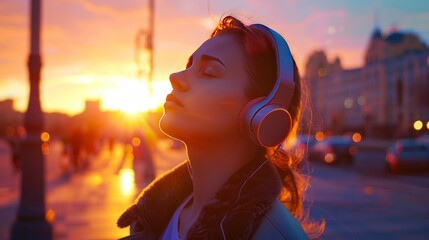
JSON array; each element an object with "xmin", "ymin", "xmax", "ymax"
[{"xmin": 1, "ymin": 0, "xmax": 428, "ymax": 115}]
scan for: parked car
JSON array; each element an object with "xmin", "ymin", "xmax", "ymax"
[
  {"xmin": 308, "ymin": 136, "xmax": 357, "ymax": 165},
  {"xmin": 417, "ymin": 133, "xmax": 429, "ymax": 146},
  {"xmin": 385, "ymin": 139, "xmax": 429, "ymax": 173},
  {"xmin": 295, "ymin": 134, "xmax": 317, "ymax": 159}
]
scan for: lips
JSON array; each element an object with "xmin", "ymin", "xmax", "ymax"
[{"xmin": 165, "ymin": 94, "xmax": 184, "ymax": 107}]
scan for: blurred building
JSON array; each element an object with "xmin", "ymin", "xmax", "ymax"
[
  {"xmin": 0, "ymin": 99, "xmax": 14, "ymax": 112},
  {"xmin": 84, "ymin": 100, "xmax": 101, "ymax": 114},
  {"xmin": 305, "ymin": 27, "xmax": 429, "ymax": 138},
  {"xmin": 69, "ymin": 100, "xmax": 103, "ymax": 136}
]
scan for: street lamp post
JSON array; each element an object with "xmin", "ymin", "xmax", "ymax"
[
  {"xmin": 135, "ymin": 0, "xmax": 154, "ymax": 92},
  {"xmin": 10, "ymin": 0, "xmax": 53, "ymax": 239}
]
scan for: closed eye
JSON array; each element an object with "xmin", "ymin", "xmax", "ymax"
[
  {"xmin": 202, "ymin": 72, "xmax": 217, "ymax": 78},
  {"xmin": 200, "ymin": 66, "xmax": 219, "ymax": 78}
]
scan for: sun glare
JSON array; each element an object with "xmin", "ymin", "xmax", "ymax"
[{"xmin": 102, "ymin": 78, "xmax": 171, "ymax": 114}]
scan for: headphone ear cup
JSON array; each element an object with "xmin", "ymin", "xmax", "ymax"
[
  {"xmin": 250, "ymin": 105, "xmax": 292, "ymax": 147},
  {"xmin": 239, "ymin": 98, "xmax": 292, "ymax": 147},
  {"xmin": 238, "ymin": 97, "xmax": 265, "ymax": 135}
]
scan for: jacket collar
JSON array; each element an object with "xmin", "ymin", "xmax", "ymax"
[{"xmin": 118, "ymin": 158, "xmax": 281, "ymax": 239}]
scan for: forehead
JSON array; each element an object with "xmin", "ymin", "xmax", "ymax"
[{"xmin": 192, "ymin": 34, "xmax": 245, "ymax": 67}]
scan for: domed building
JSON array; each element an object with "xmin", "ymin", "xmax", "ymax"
[
  {"xmin": 365, "ymin": 27, "xmax": 428, "ymax": 64},
  {"xmin": 305, "ymin": 27, "xmax": 429, "ymax": 138}
]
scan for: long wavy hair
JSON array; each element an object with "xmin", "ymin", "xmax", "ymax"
[{"xmin": 211, "ymin": 16, "xmax": 325, "ymax": 239}]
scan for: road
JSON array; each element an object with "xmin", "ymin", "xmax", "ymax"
[{"xmin": 308, "ymin": 147, "xmax": 429, "ymax": 239}]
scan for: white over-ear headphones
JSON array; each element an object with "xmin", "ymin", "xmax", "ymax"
[{"xmin": 240, "ymin": 24, "xmax": 295, "ymax": 147}]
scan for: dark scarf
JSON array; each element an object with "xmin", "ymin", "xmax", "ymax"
[{"xmin": 117, "ymin": 158, "xmax": 282, "ymax": 239}]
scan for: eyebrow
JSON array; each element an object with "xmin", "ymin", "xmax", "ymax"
[{"xmin": 200, "ymin": 54, "xmax": 226, "ymax": 68}]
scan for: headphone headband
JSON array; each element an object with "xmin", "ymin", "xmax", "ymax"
[
  {"xmin": 250, "ymin": 24, "xmax": 295, "ymax": 109},
  {"xmin": 240, "ymin": 24, "xmax": 296, "ymax": 147}
]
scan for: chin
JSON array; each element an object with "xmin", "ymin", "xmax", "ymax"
[
  {"xmin": 160, "ymin": 114, "xmax": 204, "ymax": 144},
  {"xmin": 159, "ymin": 113, "xmax": 183, "ymax": 140}
]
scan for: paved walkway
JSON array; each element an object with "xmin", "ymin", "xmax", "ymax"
[{"xmin": 0, "ymin": 138, "xmax": 186, "ymax": 240}]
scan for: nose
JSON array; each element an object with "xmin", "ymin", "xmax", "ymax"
[{"xmin": 169, "ymin": 70, "xmax": 189, "ymax": 92}]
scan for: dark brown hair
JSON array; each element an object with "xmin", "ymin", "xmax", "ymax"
[{"xmin": 211, "ymin": 16, "xmax": 324, "ymax": 239}]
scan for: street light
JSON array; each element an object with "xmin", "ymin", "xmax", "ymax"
[{"xmin": 10, "ymin": 0, "xmax": 53, "ymax": 239}]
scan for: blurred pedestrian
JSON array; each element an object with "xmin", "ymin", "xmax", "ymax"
[
  {"xmin": 108, "ymin": 135, "xmax": 115, "ymax": 152},
  {"xmin": 118, "ymin": 16, "xmax": 324, "ymax": 239},
  {"xmin": 6, "ymin": 136, "xmax": 21, "ymax": 173},
  {"xmin": 69, "ymin": 128, "xmax": 84, "ymax": 170},
  {"xmin": 132, "ymin": 132, "xmax": 156, "ymax": 183}
]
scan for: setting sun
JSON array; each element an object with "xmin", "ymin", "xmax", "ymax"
[{"xmin": 101, "ymin": 78, "xmax": 171, "ymax": 114}]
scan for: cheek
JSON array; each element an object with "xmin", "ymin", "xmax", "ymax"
[
  {"xmin": 159, "ymin": 95, "xmax": 245, "ymax": 139},
  {"xmin": 198, "ymin": 96, "xmax": 247, "ymax": 135},
  {"xmin": 194, "ymin": 92, "xmax": 244, "ymax": 121}
]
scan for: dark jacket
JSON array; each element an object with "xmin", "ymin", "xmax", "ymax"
[{"xmin": 117, "ymin": 159, "xmax": 308, "ymax": 239}]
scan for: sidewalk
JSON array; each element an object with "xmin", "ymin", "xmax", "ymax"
[
  {"xmin": 0, "ymin": 138, "xmax": 186, "ymax": 240},
  {"xmin": 0, "ymin": 139, "xmax": 70, "ymax": 207}
]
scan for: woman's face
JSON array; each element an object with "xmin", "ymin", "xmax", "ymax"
[{"xmin": 160, "ymin": 34, "xmax": 250, "ymax": 143}]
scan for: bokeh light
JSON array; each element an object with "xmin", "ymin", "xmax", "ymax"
[
  {"xmin": 344, "ymin": 97, "xmax": 353, "ymax": 109},
  {"xmin": 119, "ymin": 168, "xmax": 135, "ymax": 196},
  {"xmin": 352, "ymin": 133, "xmax": 362, "ymax": 143},
  {"xmin": 324, "ymin": 153, "xmax": 335, "ymax": 163},
  {"xmin": 45, "ymin": 209, "xmax": 56, "ymax": 223},
  {"xmin": 357, "ymin": 96, "xmax": 366, "ymax": 106},
  {"xmin": 88, "ymin": 174, "xmax": 103, "ymax": 186},
  {"xmin": 318, "ymin": 68, "xmax": 327, "ymax": 78},
  {"xmin": 41, "ymin": 143, "xmax": 50, "ymax": 155},
  {"xmin": 41, "ymin": 132, "xmax": 50, "ymax": 142},
  {"xmin": 131, "ymin": 137, "xmax": 141, "ymax": 147},
  {"xmin": 315, "ymin": 131, "xmax": 325, "ymax": 141},
  {"xmin": 413, "ymin": 120, "xmax": 423, "ymax": 130}
]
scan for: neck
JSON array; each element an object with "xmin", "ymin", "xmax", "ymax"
[{"xmin": 185, "ymin": 137, "xmax": 257, "ymax": 211}]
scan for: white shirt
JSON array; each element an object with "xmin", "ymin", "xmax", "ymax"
[{"xmin": 161, "ymin": 195, "xmax": 193, "ymax": 240}]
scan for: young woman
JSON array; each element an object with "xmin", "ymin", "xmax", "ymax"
[{"xmin": 117, "ymin": 16, "xmax": 324, "ymax": 239}]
